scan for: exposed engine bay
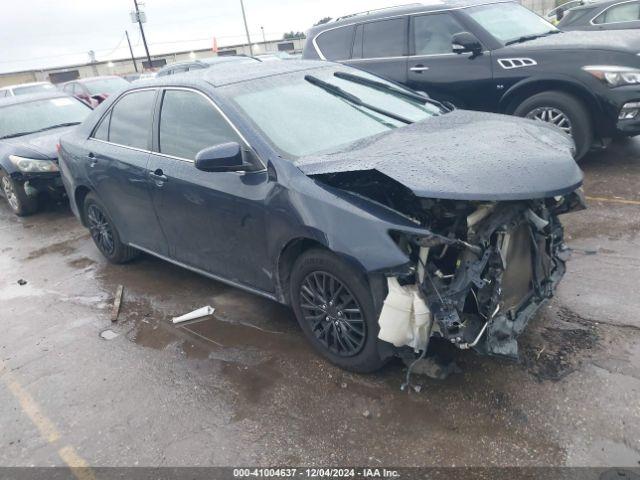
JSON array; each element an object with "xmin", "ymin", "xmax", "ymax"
[{"xmin": 314, "ymin": 170, "xmax": 586, "ymax": 359}]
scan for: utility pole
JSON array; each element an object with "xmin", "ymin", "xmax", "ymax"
[
  {"xmin": 133, "ymin": 0, "xmax": 152, "ymax": 67},
  {"xmin": 125, "ymin": 30, "xmax": 138, "ymax": 72},
  {"xmin": 239, "ymin": 0, "xmax": 253, "ymax": 56},
  {"xmin": 261, "ymin": 26, "xmax": 266, "ymax": 43}
]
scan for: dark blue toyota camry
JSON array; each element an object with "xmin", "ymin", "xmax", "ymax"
[{"xmin": 59, "ymin": 60, "xmax": 585, "ymax": 372}]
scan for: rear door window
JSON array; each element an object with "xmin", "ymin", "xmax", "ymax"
[
  {"xmin": 362, "ymin": 18, "xmax": 407, "ymax": 58},
  {"xmin": 593, "ymin": 1, "xmax": 640, "ymax": 23},
  {"xmin": 158, "ymin": 89, "xmax": 240, "ymax": 160},
  {"xmin": 108, "ymin": 90, "xmax": 156, "ymax": 149},
  {"xmin": 412, "ymin": 13, "xmax": 467, "ymax": 55},
  {"xmin": 316, "ymin": 25, "xmax": 356, "ymax": 60}
]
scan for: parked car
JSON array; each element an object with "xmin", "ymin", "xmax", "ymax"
[
  {"xmin": 58, "ymin": 60, "xmax": 583, "ymax": 371},
  {"xmin": 122, "ymin": 72, "xmax": 157, "ymax": 82},
  {"xmin": 0, "ymin": 92, "xmax": 92, "ymax": 216},
  {"xmin": 0, "ymin": 82, "xmax": 57, "ymax": 98},
  {"xmin": 546, "ymin": 0, "xmax": 586, "ymax": 24},
  {"xmin": 62, "ymin": 76, "xmax": 130, "ymax": 108},
  {"xmin": 155, "ymin": 55, "xmax": 259, "ymax": 77},
  {"xmin": 558, "ymin": 0, "xmax": 640, "ymax": 30},
  {"xmin": 302, "ymin": 0, "xmax": 640, "ymax": 160},
  {"xmin": 254, "ymin": 52, "xmax": 296, "ymax": 62}
]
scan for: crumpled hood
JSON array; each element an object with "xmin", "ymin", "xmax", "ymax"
[
  {"xmin": 1, "ymin": 127, "xmax": 75, "ymax": 160},
  {"xmin": 507, "ymin": 30, "xmax": 640, "ymax": 54},
  {"xmin": 296, "ymin": 110, "xmax": 583, "ymax": 201}
]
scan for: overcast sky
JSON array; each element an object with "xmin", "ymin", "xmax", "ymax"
[{"xmin": 0, "ymin": 0, "xmax": 396, "ymax": 73}]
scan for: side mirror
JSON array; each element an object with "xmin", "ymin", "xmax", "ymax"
[
  {"xmin": 195, "ymin": 142, "xmax": 245, "ymax": 172},
  {"xmin": 452, "ymin": 32, "xmax": 483, "ymax": 56}
]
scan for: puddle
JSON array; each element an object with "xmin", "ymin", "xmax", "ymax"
[
  {"xmin": 67, "ymin": 257, "xmax": 97, "ymax": 269},
  {"xmin": 521, "ymin": 306, "xmax": 598, "ymax": 381},
  {"xmin": 25, "ymin": 234, "xmax": 89, "ymax": 260},
  {"xmin": 100, "ymin": 329, "xmax": 119, "ymax": 340}
]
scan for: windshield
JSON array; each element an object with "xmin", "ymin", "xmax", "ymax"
[
  {"xmin": 84, "ymin": 77, "xmax": 129, "ymax": 96},
  {"xmin": 466, "ymin": 3, "xmax": 558, "ymax": 45},
  {"xmin": 12, "ymin": 83, "xmax": 57, "ymax": 96},
  {"xmin": 0, "ymin": 97, "xmax": 91, "ymax": 139},
  {"xmin": 223, "ymin": 68, "xmax": 441, "ymax": 157}
]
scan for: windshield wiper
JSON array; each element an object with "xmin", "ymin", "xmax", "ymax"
[
  {"xmin": 304, "ymin": 75, "xmax": 413, "ymax": 125},
  {"xmin": 33, "ymin": 122, "xmax": 82, "ymax": 133},
  {"xmin": 505, "ymin": 30, "xmax": 560, "ymax": 46},
  {"xmin": 0, "ymin": 122, "xmax": 82, "ymax": 140},
  {"xmin": 333, "ymin": 71, "xmax": 449, "ymax": 112}
]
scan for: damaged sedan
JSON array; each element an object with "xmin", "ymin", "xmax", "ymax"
[{"xmin": 58, "ymin": 61, "xmax": 584, "ymax": 372}]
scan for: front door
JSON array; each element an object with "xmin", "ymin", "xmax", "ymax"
[
  {"xmin": 85, "ymin": 88, "xmax": 168, "ymax": 255},
  {"xmin": 147, "ymin": 88, "xmax": 273, "ymax": 292},
  {"xmin": 406, "ymin": 12, "xmax": 495, "ymax": 110}
]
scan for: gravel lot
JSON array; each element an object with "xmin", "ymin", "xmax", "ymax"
[{"xmin": 1, "ymin": 139, "xmax": 639, "ymax": 468}]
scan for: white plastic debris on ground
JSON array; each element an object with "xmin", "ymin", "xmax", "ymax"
[
  {"xmin": 172, "ymin": 306, "xmax": 215, "ymax": 324},
  {"xmin": 377, "ymin": 277, "xmax": 432, "ymax": 351}
]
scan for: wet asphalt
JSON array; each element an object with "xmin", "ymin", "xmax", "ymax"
[{"xmin": 0, "ymin": 140, "xmax": 639, "ymax": 468}]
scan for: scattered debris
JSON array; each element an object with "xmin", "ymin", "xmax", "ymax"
[
  {"xmin": 111, "ymin": 285, "xmax": 124, "ymax": 323},
  {"xmin": 340, "ymin": 382, "xmax": 347, "ymax": 389},
  {"xmin": 403, "ymin": 355, "xmax": 462, "ymax": 381},
  {"xmin": 17, "ymin": 279, "xmax": 27, "ymax": 286},
  {"xmin": 99, "ymin": 329, "xmax": 118, "ymax": 341},
  {"xmin": 172, "ymin": 306, "xmax": 215, "ymax": 324},
  {"xmin": 362, "ymin": 410, "xmax": 371, "ymax": 419}
]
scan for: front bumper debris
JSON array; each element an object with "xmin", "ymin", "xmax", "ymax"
[{"xmin": 381, "ymin": 191, "xmax": 585, "ymax": 360}]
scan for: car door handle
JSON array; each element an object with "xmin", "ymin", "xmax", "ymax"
[
  {"xmin": 410, "ymin": 65, "xmax": 430, "ymax": 73},
  {"xmin": 148, "ymin": 169, "xmax": 168, "ymax": 184},
  {"xmin": 87, "ymin": 152, "xmax": 98, "ymax": 167}
]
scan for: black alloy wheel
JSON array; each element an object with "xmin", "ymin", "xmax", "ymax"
[
  {"xmin": 299, "ymin": 271, "xmax": 367, "ymax": 357},
  {"xmin": 87, "ymin": 204, "xmax": 115, "ymax": 257}
]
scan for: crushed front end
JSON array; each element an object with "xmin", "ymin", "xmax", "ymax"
[{"xmin": 388, "ymin": 191, "xmax": 585, "ymax": 359}]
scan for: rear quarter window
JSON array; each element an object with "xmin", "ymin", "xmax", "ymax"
[{"xmin": 315, "ymin": 25, "xmax": 356, "ymax": 60}]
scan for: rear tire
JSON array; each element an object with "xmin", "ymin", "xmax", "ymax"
[
  {"xmin": 0, "ymin": 170, "xmax": 38, "ymax": 216},
  {"xmin": 290, "ymin": 249, "xmax": 387, "ymax": 373},
  {"xmin": 83, "ymin": 192, "xmax": 138, "ymax": 264},
  {"xmin": 513, "ymin": 91, "xmax": 593, "ymax": 161}
]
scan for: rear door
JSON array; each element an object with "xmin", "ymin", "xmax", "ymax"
[
  {"xmin": 406, "ymin": 11, "xmax": 494, "ymax": 109},
  {"xmin": 345, "ymin": 17, "xmax": 409, "ymax": 84},
  {"xmin": 147, "ymin": 88, "xmax": 273, "ymax": 292},
  {"xmin": 85, "ymin": 88, "xmax": 168, "ymax": 255},
  {"xmin": 591, "ymin": 1, "xmax": 640, "ymax": 29}
]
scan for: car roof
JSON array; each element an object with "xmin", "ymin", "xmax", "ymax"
[
  {"xmin": 308, "ymin": 0, "xmax": 512, "ymax": 32},
  {"xmin": 564, "ymin": 0, "xmax": 615, "ymax": 11},
  {"xmin": 0, "ymin": 91, "xmax": 73, "ymax": 107},
  {"xmin": 138, "ymin": 59, "xmax": 330, "ymax": 89},
  {"xmin": 159, "ymin": 55, "xmax": 258, "ymax": 71},
  {"xmin": 75, "ymin": 76, "xmax": 123, "ymax": 83}
]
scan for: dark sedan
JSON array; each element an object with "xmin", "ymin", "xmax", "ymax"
[
  {"xmin": 558, "ymin": 0, "xmax": 640, "ymax": 30},
  {"xmin": 0, "ymin": 92, "xmax": 92, "ymax": 216},
  {"xmin": 59, "ymin": 61, "xmax": 584, "ymax": 372}
]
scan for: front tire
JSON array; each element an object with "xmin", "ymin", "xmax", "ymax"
[
  {"xmin": 83, "ymin": 192, "xmax": 138, "ymax": 264},
  {"xmin": 0, "ymin": 170, "xmax": 38, "ymax": 216},
  {"xmin": 513, "ymin": 91, "xmax": 593, "ymax": 161},
  {"xmin": 290, "ymin": 249, "xmax": 387, "ymax": 373}
]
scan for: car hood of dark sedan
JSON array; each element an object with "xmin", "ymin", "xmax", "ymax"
[
  {"xmin": 295, "ymin": 110, "xmax": 583, "ymax": 201},
  {"xmin": 507, "ymin": 30, "xmax": 640, "ymax": 53},
  {"xmin": 1, "ymin": 127, "xmax": 75, "ymax": 160}
]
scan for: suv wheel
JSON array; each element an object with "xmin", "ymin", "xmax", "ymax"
[
  {"xmin": 83, "ymin": 192, "xmax": 138, "ymax": 264},
  {"xmin": 290, "ymin": 249, "xmax": 387, "ymax": 373},
  {"xmin": 0, "ymin": 170, "xmax": 38, "ymax": 216},
  {"xmin": 514, "ymin": 91, "xmax": 593, "ymax": 161}
]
